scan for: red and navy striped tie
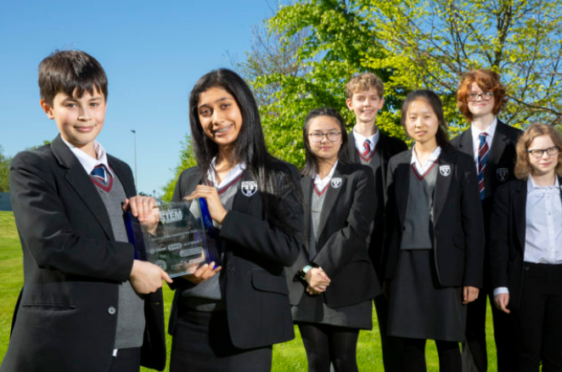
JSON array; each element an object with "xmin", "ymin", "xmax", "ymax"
[
  {"xmin": 363, "ymin": 139, "xmax": 372, "ymax": 158},
  {"xmin": 477, "ymin": 133, "xmax": 489, "ymax": 200}
]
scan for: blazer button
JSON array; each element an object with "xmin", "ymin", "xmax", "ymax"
[{"xmin": 108, "ymin": 306, "xmax": 116, "ymax": 315}]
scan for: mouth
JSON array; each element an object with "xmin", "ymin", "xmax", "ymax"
[
  {"xmin": 213, "ymin": 124, "xmax": 233, "ymax": 136},
  {"xmin": 415, "ymin": 131, "xmax": 427, "ymax": 136},
  {"xmin": 75, "ymin": 126, "xmax": 94, "ymax": 133}
]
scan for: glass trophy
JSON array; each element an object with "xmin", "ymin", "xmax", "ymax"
[{"xmin": 125, "ymin": 198, "xmax": 221, "ymax": 278}]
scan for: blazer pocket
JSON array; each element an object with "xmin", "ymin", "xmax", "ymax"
[
  {"xmin": 21, "ymin": 303, "xmax": 78, "ymax": 312},
  {"xmin": 251, "ymin": 270, "xmax": 289, "ymax": 295}
]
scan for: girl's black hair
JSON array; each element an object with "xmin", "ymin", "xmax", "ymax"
[
  {"xmin": 189, "ymin": 68, "xmax": 299, "ymax": 234},
  {"xmin": 302, "ymin": 107, "xmax": 349, "ymax": 176},
  {"xmin": 400, "ymin": 89, "xmax": 453, "ymax": 150}
]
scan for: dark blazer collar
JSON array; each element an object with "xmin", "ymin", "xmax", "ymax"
[
  {"xmin": 456, "ymin": 128, "xmax": 474, "ymax": 156},
  {"xmin": 51, "ymin": 134, "xmax": 115, "ymax": 240},
  {"xmin": 433, "ymin": 148, "xmax": 456, "ymax": 225},
  {"xmin": 347, "ymin": 130, "xmax": 359, "ymax": 162},
  {"xmin": 487, "ymin": 119, "xmax": 510, "ymax": 166}
]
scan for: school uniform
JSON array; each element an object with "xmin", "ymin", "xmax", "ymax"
[
  {"xmin": 451, "ymin": 119, "xmax": 522, "ymax": 372},
  {"xmin": 346, "ymin": 129, "xmax": 407, "ymax": 371},
  {"xmin": 490, "ymin": 177, "xmax": 562, "ymax": 371},
  {"xmin": 287, "ymin": 162, "xmax": 380, "ymax": 328},
  {"xmin": 1, "ymin": 135, "xmax": 166, "ymax": 372},
  {"xmin": 168, "ymin": 160, "xmax": 303, "ymax": 372},
  {"xmin": 385, "ymin": 146, "xmax": 485, "ymax": 341}
]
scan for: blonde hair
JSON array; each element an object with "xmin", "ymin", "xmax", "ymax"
[
  {"xmin": 514, "ymin": 123, "xmax": 562, "ymax": 179},
  {"xmin": 345, "ymin": 72, "xmax": 384, "ymax": 99}
]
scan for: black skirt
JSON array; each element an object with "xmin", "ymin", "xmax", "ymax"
[
  {"xmin": 387, "ymin": 249, "xmax": 466, "ymax": 342},
  {"xmin": 170, "ymin": 308, "xmax": 272, "ymax": 372}
]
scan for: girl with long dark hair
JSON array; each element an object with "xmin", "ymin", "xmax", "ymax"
[
  {"xmin": 287, "ymin": 107, "xmax": 380, "ymax": 372},
  {"xmin": 384, "ymin": 90, "xmax": 484, "ymax": 371},
  {"xmin": 168, "ymin": 68, "xmax": 303, "ymax": 372}
]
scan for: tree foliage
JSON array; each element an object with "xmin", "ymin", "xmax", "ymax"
[
  {"xmin": 0, "ymin": 145, "xmax": 11, "ymax": 192},
  {"xmin": 238, "ymin": 0, "xmax": 562, "ymax": 166},
  {"xmin": 161, "ymin": 134, "xmax": 197, "ymax": 202}
]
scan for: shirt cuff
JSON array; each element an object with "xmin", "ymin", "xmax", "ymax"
[{"xmin": 493, "ymin": 287, "xmax": 509, "ymax": 296}]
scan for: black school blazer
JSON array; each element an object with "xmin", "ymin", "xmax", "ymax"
[
  {"xmin": 1, "ymin": 135, "xmax": 165, "ymax": 372},
  {"xmin": 287, "ymin": 162, "xmax": 381, "ymax": 308},
  {"xmin": 346, "ymin": 131, "xmax": 408, "ymax": 280},
  {"xmin": 384, "ymin": 147, "xmax": 485, "ymax": 288},
  {"xmin": 168, "ymin": 162, "xmax": 303, "ymax": 349},
  {"xmin": 489, "ymin": 177, "xmax": 562, "ymax": 310},
  {"xmin": 451, "ymin": 121, "xmax": 522, "ymax": 229}
]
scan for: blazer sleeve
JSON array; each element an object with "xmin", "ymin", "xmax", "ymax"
[
  {"xmin": 311, "ymin": 168, "xmax": 376, "ymax": 279},
  {"xmin": 459, "ymin": 154, "xmax": 485, "ymax": 288},
  {"xmin": 219, "ymin": 165, "xmax": 303, "ymax": 267},
  {"xmin": 9, "ymin": 150, "xmax": 134, "ymax": 282},
  {"xmin": 383, "ymin": 158, "xmax": 400, "ymax": 281},
  {"xmin": 489, "ymin": 183, "xmax": 511, "ymax": 289}
]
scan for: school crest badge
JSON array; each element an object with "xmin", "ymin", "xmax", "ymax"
[
  {"xmin": 241, "ymin": 181, "xmax": 258, "ymax": 197},
  {"xmin": 496, "ymin": 168, "xmax": 509, "ymax": 182},
  {"xmin": 439, "ymin": 165, "xmax": 451, "ymax": 177},
  {"xmin": 331, "ymin": 177, "xmax": 343, "ymax": 189}
]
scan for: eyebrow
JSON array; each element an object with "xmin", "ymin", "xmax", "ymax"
[{"xmin": 198, "ymin": 97, "xmax": 232, "ymax": 109}]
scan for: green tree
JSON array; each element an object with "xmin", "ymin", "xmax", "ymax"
[
  {"xmin": 0, "ymin": 145, "xmax": 11, "ymax": 192},
  {"xmin": 161, "ymin": 134, "xmax": 197, "ymax": 202},
  {"xmin": 243, "ymin": 0, "xmax": 562, "ymax": 165}
]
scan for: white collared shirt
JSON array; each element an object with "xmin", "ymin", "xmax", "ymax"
[
  {"xmin": 313, "ymin": 161, "xmax": 338, "ymax": 191},
  {"xmin": 207, "ymin": 157, "xmax": 246, "ymax": 188},
  {"xmin": 410, "ymin": 146, "xmax": 441, "ymax": 174},
  {"xmin": 470, "ymin": 117, "xmax": 498, "ymax": 169},
  {"xmin": 353, "ymin": 127, "xmax": 380, "ymax": 155},
  {"xmin": 494, "ymin": 175, "xmax": 562, "ymax": 297},
  {"xmin": 61, "ymin": 138, "xmax": 114, "ymax": 179}
]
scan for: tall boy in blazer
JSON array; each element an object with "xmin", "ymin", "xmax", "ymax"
[
  {"xmin": 344, "ymin": 73, "xmax": 407, "ymax": 372},
  {"xmin": 451, "ymin": 70, "xmax": 522, "ymax": 372},
  {"xmin": 1, "ymin": 51, "xmax": 168, "ymax": 372}
]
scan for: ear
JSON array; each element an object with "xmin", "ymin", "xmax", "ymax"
[
  {"xmin": 40, "ymin": 99, "xmax": 55, "ymax": 120},
  {"xmin": 345, "ymin": 98, "xmax": 353, "ymax": 110},
  {"xmin": 378, "ymin": 97, "xmax": 385, "ymax": 110}
]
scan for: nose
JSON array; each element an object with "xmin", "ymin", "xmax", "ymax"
[
  {"xmin": 320, "ymin": 134, "xmax": 328, "ymax": 143},
  {"xmin": 211, "ymin": 109, "xmax": 224, "ymax": 125},
  {"xmin": 77, "ymin": 106, "xmax": 91, "ymax": 120}
]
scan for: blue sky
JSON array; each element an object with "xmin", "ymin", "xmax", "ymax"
[{"xmin": 0, "ymin": 0, "xmax": 283, "ymax": 195}]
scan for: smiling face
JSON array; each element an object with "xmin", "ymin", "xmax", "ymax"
[
  {"xmin": 528, "ymin": 134, "xmax": 559, "ymax": 177},
  {"xmin": 346, "ymin": 88, "xmax": 385, "ymax": 125},
  {"xmin": 307, "ymin": 115, "xmax": 343, "ymax": 163},
  {"xmin": 197, "ymin": 86, "xmax": 243, "ymax": 151},
  {"xmin": 41, "ymin": 88, "xmax": 106, "ymax": 158},
  {"xmin": 467, "ymin": 82, "xmax": 495, "ymax": 119},
  {"xmin": 405, "ymin": 98, "xmax": 439, "ymax": 147}
]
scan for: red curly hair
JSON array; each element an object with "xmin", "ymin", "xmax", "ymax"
[{"xmin": 457, "ymin": 69, "xmax": 507, "ymax": 122}]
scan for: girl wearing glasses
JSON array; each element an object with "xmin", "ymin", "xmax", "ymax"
[
  {"xmin": 168, "ymin": 69, "xmax": 303, "ymax": 372},
  {"xmin": 452, "ymin": 69, "xmax": 522, "ymax": 372},
  {"xmin": 385, "ymin": 90, "xmax": 484, "ymax": 372},
  {"xmin": 490, "ymin": 123, "xmax": 562, "ymax": 371},
  {"xmin": 287, "ymin": 108, "xmax": 380, "ymax": 372}
]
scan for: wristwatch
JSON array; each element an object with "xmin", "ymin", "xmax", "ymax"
[{"xmin": 299, "ymin": 265, "xmax": 313, "ymax": 280}]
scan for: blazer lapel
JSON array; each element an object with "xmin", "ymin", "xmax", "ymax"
[
  {"xmin": 485, "ymin": 121, "xmax": 509, "ymax": 190},
  {"xmin": 347, "ymin": 130, "xmax": 359, "ymax": 162},
  {"xmin": 301, "ymin": 176, "xmax": 313, "ymax": 248},
  {"xmin": 433, "ymin": 150, "xmax": 455, "ymax": 225},
  {"xmin": 456, "ymin": 129, "xmax": 474, "ymax": 157},
  {"xmin": 316, "ymin": 166, "xmax": 346, "ymax": 239},
  {"xmin": 394, "ymin": 150, "xmax": 411, "ymax": 226},
  {"xmin": 51, "ymin": 135, "xmax": 115, "ymax": 240},
  {"xmin": 512, "ymin": 179, "xmax": 527, "ymax": 252}
]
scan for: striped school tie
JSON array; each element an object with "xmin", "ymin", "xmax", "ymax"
[
  {"xmin": 363, "ymin": 139, "xmax": 372, "ymax": 158},
  {"xmin": 477, "ymin": 133, "xmax": 489, "ymax": 200}
]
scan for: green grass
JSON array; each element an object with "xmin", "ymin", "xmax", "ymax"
[{"xmin": 0, "ymin": 210, "xmax": 498, "ymax": 371}]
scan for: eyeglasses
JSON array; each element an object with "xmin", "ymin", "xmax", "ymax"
[
  {"xmin": 467, "ymin": 92, "xmax": 494, "ymax": 102},
  {"xmin": 309, "ymin": 131, "xmax": 341, "ymax": 143},
  {"xmin": 527, "ymin": 146, "xmax": 560, "ymax": 158}
]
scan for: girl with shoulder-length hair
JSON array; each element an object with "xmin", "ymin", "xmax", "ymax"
[
  {"xmin": 490, "ymin": 123, "xmax": 562, "ymax": 372},
  {"xmin": 287, "ymin": 107, "xmax": 380, "ymax": 372},
  {"xmin": 168, "ymin": 68, "xmax": 303, "ymax": 372},
  {"xmin": 385, "ymin": 89, "xmax": 484, "ymax": 371}
]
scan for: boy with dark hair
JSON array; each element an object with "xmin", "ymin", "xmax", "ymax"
[
  {"xmin": 1, "ymin": 50, "xmax": 170, "ymax": 372},
  {"xmin": 345, "ymin": 72, "xmax": 408, "ymax": 372}
]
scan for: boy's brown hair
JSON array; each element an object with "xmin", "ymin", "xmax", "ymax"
[
  {"xmin": 39, "ymin": 50, "xmax": 108, "ymax": 106},
  {"xmin": 457, "ymin": 69, "xmax": 506, "ymax": 122},
  {"xmin": 345, "ymin": 72, "xmax": 384, "ymax": 99},
  {"xmin": 514, "ymin": 123, "xmax": 562, "ymax": 179}
]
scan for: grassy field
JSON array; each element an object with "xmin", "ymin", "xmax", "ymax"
[{"xmin": 0, "ymin": 211, "xmax": 498, "ymax": 371}]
